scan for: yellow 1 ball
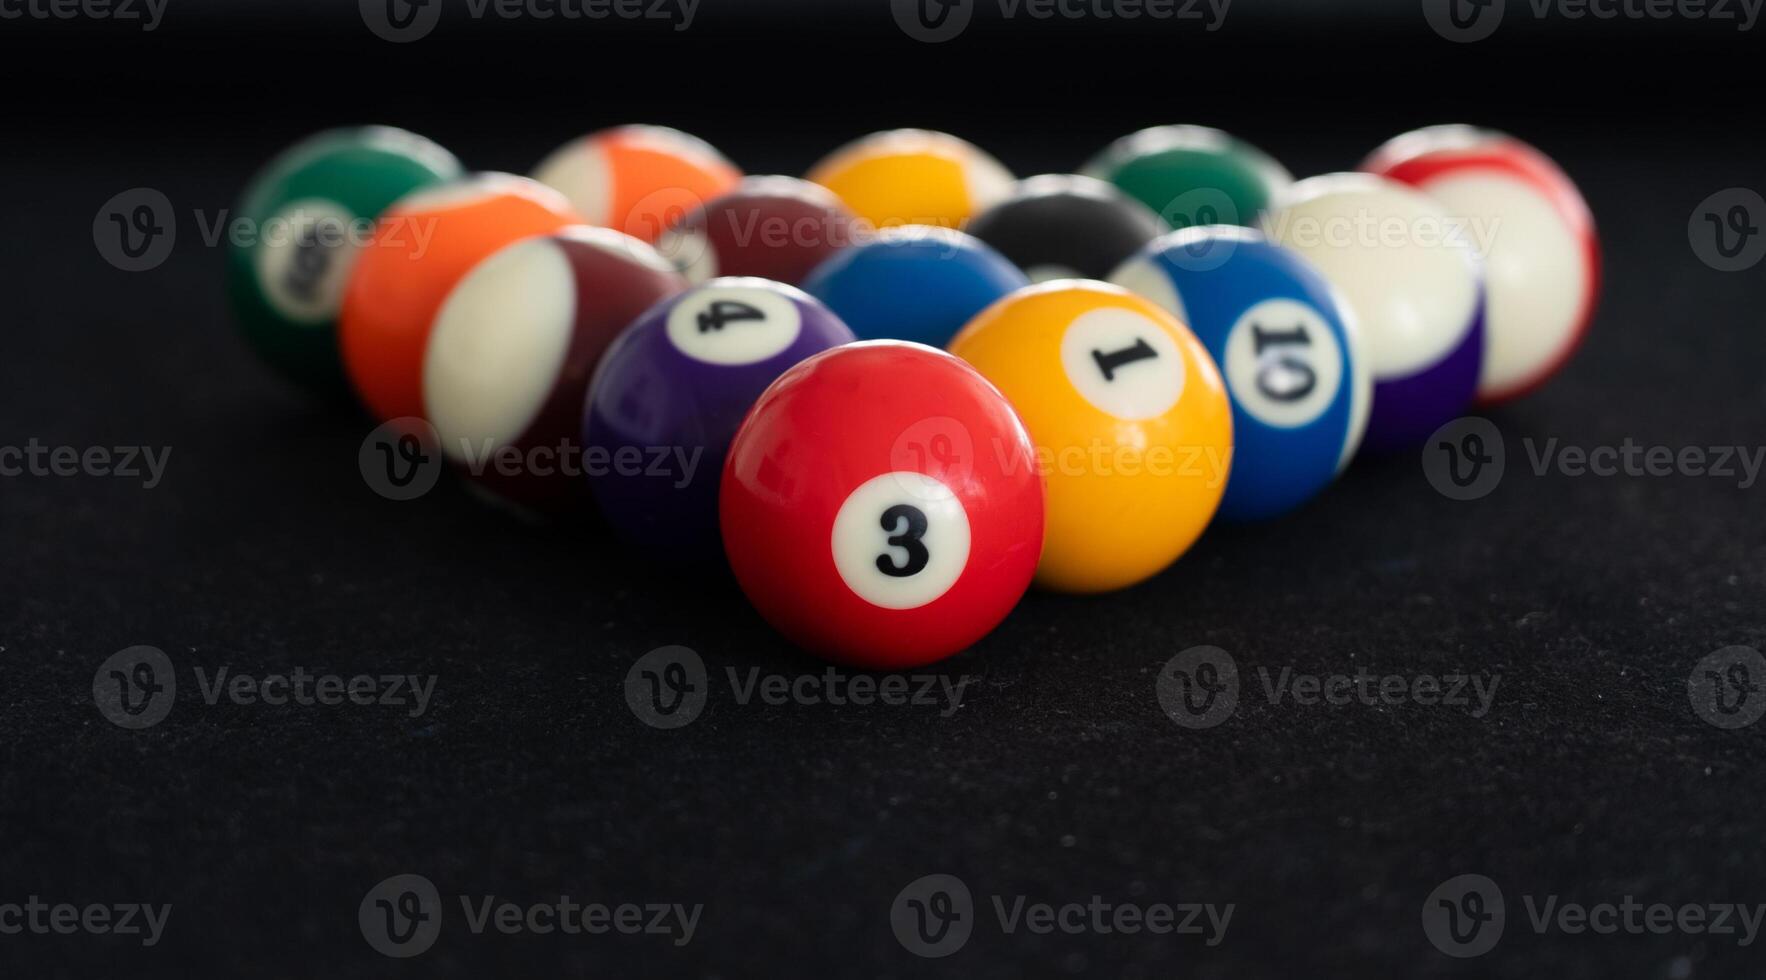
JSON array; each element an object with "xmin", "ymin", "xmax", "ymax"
[{"xmin": 948, "ymin": 282, "xmax": 1233, "ymax": 594}]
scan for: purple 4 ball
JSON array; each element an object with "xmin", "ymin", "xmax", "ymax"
[{"xmin": 583, "ymin": 277, "xmax": 856, "ymax": 564}]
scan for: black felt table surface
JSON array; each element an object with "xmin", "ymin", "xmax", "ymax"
[{"xmin": 5, "ymin": 16, "xmax": 1766, "ymax": 979}]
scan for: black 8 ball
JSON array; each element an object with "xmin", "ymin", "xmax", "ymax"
[{"xmin": 966, "ymin": 173, "xmax": 1169, "ymax": 283}]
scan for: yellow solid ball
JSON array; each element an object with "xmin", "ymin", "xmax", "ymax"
[
  {"xmin": 948, "ymin": 281, "xmax": 1233, "ymax": 594},
  {"xmin": 806, "ymin": 129, "xmax": 1014, "ymax": 229}
]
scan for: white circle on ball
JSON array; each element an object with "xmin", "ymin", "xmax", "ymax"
[
  {"xmin": 1059, "ymin": 307, "xmax": 1187, "ymax": 421},
  {"xmin": 1222, "ymin": 298, "xmax": 1344, "ymax": 429},
  {"xmin": 830, "ymin": 472, "xmax": 971, "ymax": 611},
  {"xmin": 667, "ymin": 284, "xmax": 803, "ymax": 366},
  {"xmin": 256, "ymin": 198, "xmax": 361, "ymax": 323}
]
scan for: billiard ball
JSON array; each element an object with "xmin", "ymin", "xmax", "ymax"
[
  {"xmin": 721, "ymin": 341, "xmax": 1043, "ymax": 669},
  {"xmin": 1083, "ymin": 125, "xmax": 1292, "ymax": 230},
  {"xmin": 1363, "ymin": 125, "xmax": 1599, "ymax": 404},
  {"xmin": 968, "ymin": 173, "xmax": 1169, "ymax": 282},
  {"xmin": 806, "ymin": 129, "xmax": 1014, "ymax": 229},
  {"xmin": 1111, "ymin": 228, "xmax": 1370, "ymax": 521},
  {"xmin": 1262, "ymin": 173, "xmax": 1484, "ymax": 454},
  {"xmin": 584, "ymin": 278, "xmax": 856, "ymax": 563},
  {"xmin": 227, "ymin": 127, "xmax": 461, "ymax": 394},
  {"xmin": 533, "ymin": 124, "xmax": 742, "ymax": 243},
  {"xmin": 654, "ymin": 176, "xmax": 860, "ymax": 286},
  {"xmin": 423, "ymin": 227, "xmax": 685, "ymax": 510},
  {"xmin": 338, "ymin": 173, "xmax": 581, "ymax": 423},
  {"xmin": 800, "ymin": 226, "xmax": 1028, "ymax": 348},
  {"xmin": 947, "ymin": 282, "xmax": 1232, "ymax": 594}
]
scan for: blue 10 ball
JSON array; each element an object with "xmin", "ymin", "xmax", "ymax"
[{"xmin": 1111, "ymin": 227, "xmax": 1370, "ymax": 521}]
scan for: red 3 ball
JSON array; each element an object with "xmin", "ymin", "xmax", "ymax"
[{"xmin": 720, "ymin": 341, "xmax": 1044, "ymax": 669}]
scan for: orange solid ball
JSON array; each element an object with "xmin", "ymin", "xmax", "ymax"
[{"xmin": 338, "ymin": 174, "xmax": 580, "ymax": 423}]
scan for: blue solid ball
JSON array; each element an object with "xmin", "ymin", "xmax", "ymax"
[
  {"xmin": 800, "ymin": 225, "xmax": 1029, "ymax": 348},
  {"xmin": 1111, "ymin": 227, "xmax": 1371, "ymax": 521}
]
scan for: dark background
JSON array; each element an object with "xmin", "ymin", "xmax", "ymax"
[{"xmin": 3, "ymin": 0, "xmax": 1764, "ymax": 976}]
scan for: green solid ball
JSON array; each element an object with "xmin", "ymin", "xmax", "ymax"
[
  {"xmin": 1083, "ymin": 125, "xmax": 1292, "ymax": 231},
  {"xmin": 227, "ymin": 127, "xmax": 462, "ymax": 394}
]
